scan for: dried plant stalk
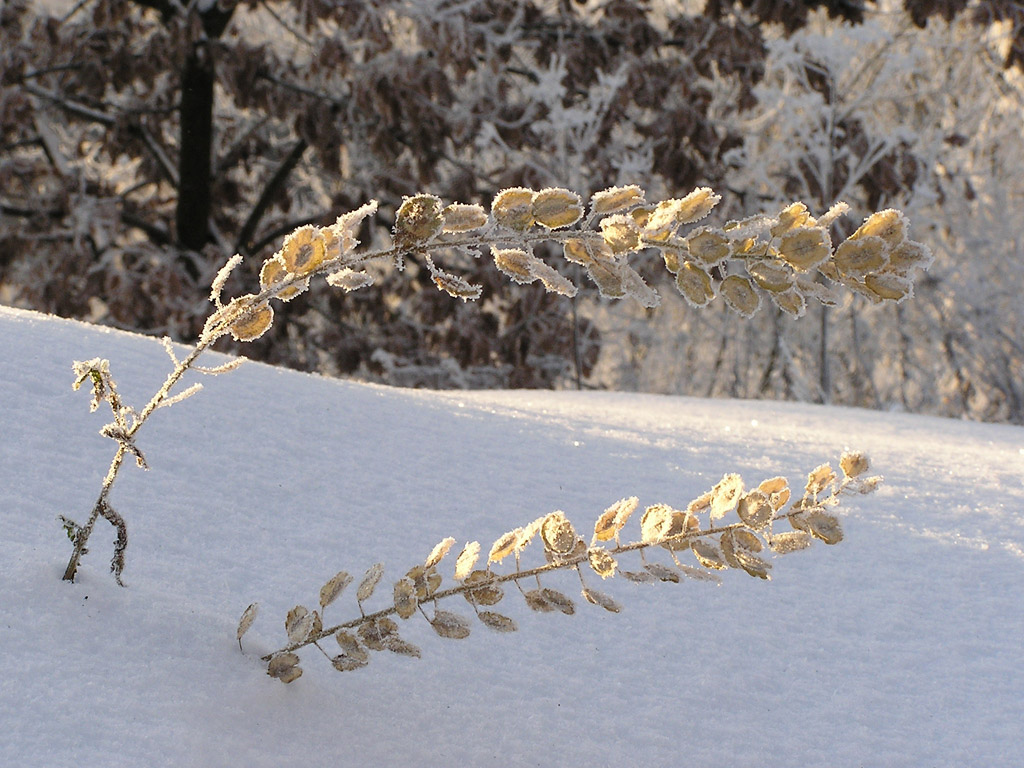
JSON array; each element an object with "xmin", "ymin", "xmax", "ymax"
[{"xmin": 249, "ymin": 454, "xmax": 881, "ymax": 682}]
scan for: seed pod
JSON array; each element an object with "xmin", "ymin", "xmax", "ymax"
[
  {"xmin": 267, "ymin": 653, "xmax": 302, "ymax": 683},
  {"xmin": 478, "ymin": 611, "xmax": 518, "ymax": 632},
  {"xmin": 236, "ymin": 603, "xmax": 258, "ymax": 649},
  {"xmin": 770, "ymin": 202, "xmax": 813, "ymax": 237},
  {"xmin": 541, "ymin": 511, "xmax": 578, "ymax": 555},
  {"xmin": 228, "ymin": 299, "xmax": 274, "ymax": 342},
  {"xmin": 357, "ymin": 563, "xmax": 385, "ymax": 603},
  {"xmin": 259, "ymin": 256, "xmax": 307, "ymax": 300},
  {"xmin": 539, "ymin": 588, "xmax": 575, "ymax": 615},
  {"xmin": 442, "ymin": 203, "xmax": 488, "ymax": 232},
  {"xmin": 588, "ymin": 547, "xmax": 618, "ymax": 579},
  {"xmin": 454, "ymin": 542, "xmax": 480, "ymax": 581},
  {"xmin": 833, "ymin": 236, "xmax": 887, "ymax": 276},
  {"xmin": 280, "ymin": 225, "xmax": 327, "ymax": 276},
  {"xmin": 463, "ymin": 570, "xmax": 504, "ymax": 606},
  {"xmin": 736, "ymin": 490, "xmax": 773, "ymax": 530},
  {"xmin": 691, "ymin": 539, "xmax": 727, "ymax": 570},
  {"xmin": 645, "ymin": 187, "xmax": 720, "ymax": 237},
  {"xmin": 805, "ymin": 511, "xmax": 843, "ymax": 545},
  {"xmin": 769, "ymin": 530, "xmax": 812, "ymax": 554},
  {"xmin": 779, "ymin": 227, "xmax": 830, "ymax": 271},
  {"xmin": 675, "ymin": 263, "xmax": 715, "ymax": 308},
  {"xmin": 771, "ymin": 289, "xmax": 806, "ymax": 317},
  {"xmin": 394, "ymin": 194, "xmax": 444, "ymax": 245},
  {"xmin": 851, "ymin": 209, "xmax": 905, "ymax": 247},
  {"xmin": 720, "ymin": 275, "xmax": 761, "ymax": 318},
  {"xmin": 748, "ymin": 260, "xmax": 794, "ymax": 292},
  {"xmin": 594, "ymin": 496, "xmax": 639, "ymax": 542},
  {"xmin": 425, "ymin": 537, "xmax": 456, "ymax": 569},
  {"xmin": 492, "ymin": 187, "xmax": 536, "ymax": 230},
  {"xmin": 644, "ymin": 562, "xmax": 681, "ymax": 582},
  {"xmin": 686, "ymin": 228, "xmax": 731, "ymax": 266},
  {"xmin": 393, "ymin": 578, "xmax": 418, "ymax": 619},
  {"xmin": 711, "ymin": 474, "xmax": 744, "ymax": 520},
  {"xmin": 582, "ymin": 587, "xmax": 622, "ymax": 613},
  {"xmin": 590, "ymin": 185, "xmax": 645, "ymax": 215},
  {"xmin": 806, "ymin": 463, "xmax": 836, "ymax": 495},
  {"xmin": 864, "ymin": 273, "xmax": 912, "ymax": 302},
  {"xmin": 431, "ymin": 609, "xmax": 472, "ymax": 639},
  {"xmin": 886, "ymin": 239, "xmax": 933, "ymax": 274},
  {"xmin": 532, "ymin": 188, "xmax": 583, "ymax": 229},
  {"xmin": 319, "ymin": 571, "xmax": 353, "ymax": 609},
  {"xmin": 600, "ymin": 215, "xmax": 641, "ymax": 253},
  {"xmin": 325, "ymin": 268, "xmax": 374, "ymax": 292},
  {"xmin": 285, "ymin": 605, "xmax": 314, "ymax": 644}
]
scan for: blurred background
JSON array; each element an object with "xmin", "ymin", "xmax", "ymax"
[{"xmin": 2, "ymin": 0, "xmax": 1022, "ymax": 422}]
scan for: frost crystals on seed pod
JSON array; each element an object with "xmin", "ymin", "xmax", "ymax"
[
  {"xmin": 394, "ymin": 194, "xmax": 444, "ymax": 246},
  {"xmin": 736, "ymin": 490, "xmax": 774, "ymax": 530},
  {"xmin": 319, "ymin": 571, "xmax": 353, "ymax": 610},
  {"xmin": 779, "ymin": 227, "xmax": 830, "ymax": 271},
  {"xmin": 259, "ymin": 256, "xmax": 308, "ymax": 300},
  {"xmin": 720, "ymin": 275, "xmax": 761, "ymax": 318},
  {"xmin": 768, "ymin": 531, "xmax": 812, "ymax": 554},
  {"xmin": 851, "ymin": 209, "xmax": 905, "ymax": 246},
  {"xmin": 675, "ymin": 263, "xmax": 715, "ymax": 308},
  {"xmin": 328, "ymin": 200, "xmax": 377, "ymax": 255},
  {"xmin": 357, "ymin": 563, "xmax": 385, "ymax": 603},
  {"xmin": 532, "ymin": 188, "xmax": 583, "ymax": 229},
  {"xmin": 770, "ymin": 202, "xmax": 813, "ymax": 237},
  {"xmin": 644, "ymin": 562, "xmax": 681, "ymax": 582},
  {"xmin": 267, "ymin": 652, "xmax": 302, "ymax": 683},
  {"xmin": 590, "ymin": 184, "xmax": 645, "ymax": 215},
  {"xmin": 710, "ymin": 474, "xmax": 744, "ymax": 520},
  {"xmin": 326, "ymin": 268, "xmax": 374, "ymax": 292},
  {"xmin": 540, "ymin": 511, "xmax": 578, "ymax": 555},
  {"xmin": 280, "ymin": 225, "xmax": 327, "ymax": 276},
  {"xmin": 488, "ymin": 529, "xmax": 520, "ymax": 565},
  {"xmin": 492, "ymin": 187, "xmax": 536, "ymax": 230},
  {"xmin": 431, "ymin": 609, "xmax": 472, "ymax": 639},
  {"xmin": 359, "ymin": 617, "xmax": 398, "ymax": 651},
  {"xmin": 840, "ymin": 451, "xmax": 870, "ymax": 479},
  {"xmin": 593, "ymin": 496, "xmax": 639, "ymax": 543},
  {"xmin": 588, "ymin": 547, "xmax": 618, "ymax": 579},
  {"xmin": 805, "ymin": 511, "xmax": 843, "ymax": 545},
  {"xmin": 690, "ymin": 539, "xmax": 727, "ymax": 570},
  {"xmin": 442, "ymin": 203, "xmax": 488, "ymax": 233},
  {"xmin": 425, "ymin": 537, "xmax": 456, "ymax": 569},
  {"xmin": 227, "ymin": 298, "xmax": 274, "ymax": 342},
  {"xmin": 806, "ymin": 463, "xmax": 836, "ymax": 495},
  {"xmin": 539, "ymin": 588, "xmax": 575, "ymax": 615},
  {"xmin": 285, "ymin": 605, "xmax": 315, "ymax": 644},
  {"xmin": 454, "ymin": 541, "xmax": 480, "ymax": 580},
  {"xmin": 462, "ymin": 570, "xmax": 504, "ymax": 606}
]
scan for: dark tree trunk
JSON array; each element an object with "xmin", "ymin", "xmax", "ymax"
[{"xmin": 176, "ymin": 43, "xmax": 214, "ymax": 253}]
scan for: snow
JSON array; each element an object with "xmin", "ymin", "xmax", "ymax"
[{"xmin": 1, "ymin": 305, "xmax": 1022, "ymax": 767}]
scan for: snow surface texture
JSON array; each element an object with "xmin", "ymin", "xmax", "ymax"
[{"xmin": 1, "ymin": 305, "xmax": 1022, "ymax": 767}]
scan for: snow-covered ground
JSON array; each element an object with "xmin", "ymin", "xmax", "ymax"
[{"xmin": 1, "ymin": 305, "xmax": 1022, "ymax": 767}]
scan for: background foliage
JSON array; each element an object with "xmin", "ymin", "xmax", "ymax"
[{"xmin": 2, "ymin": 0, "xmax": 1022, "ymax": 420}]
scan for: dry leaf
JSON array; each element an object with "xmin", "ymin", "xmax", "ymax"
[
  {"xmin": 478, "ymin": 611, "xmax": 518, "ymax": 632},
  {"xmin": 357, "ymin": 563, "xmax": 385, "ymax": 603},
  {"xmin": 431, "ymin": 609, "xmax": 472, "ymax": 639},
  {"xmin": 319, "ymin": 571, "xmax": 353, "ymax": 610},
  {"xmin": 236, "ymin": 603, "xmax": 258, "ymax": 649}
]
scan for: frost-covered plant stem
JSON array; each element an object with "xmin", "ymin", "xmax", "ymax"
[{"xmin": 67, "ymin": 185, "xmax": 930, "ymax": 585}]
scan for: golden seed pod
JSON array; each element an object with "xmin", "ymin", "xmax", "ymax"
[
  {"xmin": 644, "ymin": 187, "xmax": 720, "ymax": 238},
  {"xmin": 770, "ymin": 202, "xmax": 814, "ymax": 238},
  {"xmin": 463, "ymin": 570, "xmax": 504, "ymax": 606},
  {"xmin": 454, "ymin": 541, "xmax": 480, "ymax": 581},
  {"xmin": 747, "ymin": 260, "xmax": 794, "ymax": 292},
  {"xmin": 852, "ymin": 209, "xmax": 905, "ymax": 247},
  {"xmin": 600, "ymin": 215, "xmax": 641, "ymax": 254},
  {"xmin": 594, "ymin": 496, "xmax": 639, "ymax": 542},
  {"xmin": 280, "ymin": 225, "xmax": 328, "ymax": 276},
  {"xmin": 690, "ymin": 539, "xmax": 727, "ymax": 570},
  {"xmin": 488, "ymin": 530, "xmax": 520, "ymax": 564},
  {"xmin": 640, "ymin": 503, "xmax": 673, "ymax": 543},
  {"xmin": 806, "ymin": 463, "xmax": 836, "ymax": 495},
  {"xmin": 586, "ymin": 260, "xmax": 627, "ymax": 299},
  {"xmin": 590, "ymin": 184, "xmax": 645, "ymax": 215},
  {"xmin": 432, "ymin": 270, "xmax": 483, "ymax": 301},
  {"xmin": 394, "ymin": 194, "xmax": 444, "ymax": 245},
  {"xmin": 425, "ymin": 537, "xmax": 456, "ymax": 569},
  {"xmin": 259, "ymin": 256, "xmax": 307, "ymax": 301},
  {"xmin": 710, "ymin": 473, "xmax": 744, "ymax": 521},
  {"xmin": 492, "ymin": 248, "xmax": 534, "ymax": 283},
  {"xmin": 758, "ymin": 476, "xmax": 787, "ymax": 494},
  {"xmin": 778, "ymin": 227, "xmax": 831, "ymax": 271},
  {"xmin": 805, "ymin": 511, "xmax": 844, "ymax": 545},
  {"xmin": 442, "ymin": 203, "xmax": 488, "ymax": 233},
  {"xmin": 588, "ymin": 547, "xmax": 618, "ymax": 579},
  {"xmin": 675, "ymin": 262, "xmax": 715, "ymax": 308},
  {"xmin": 720, "ymin": 275, "xmax": 761, "ymax": 318},
  {"xmin": 540, "ymin": 511, "xmax": 578, "ymax": 555},
  {"xmin": 840, "ymin": 451, "xmax": 870, "ymax": 479},
  {"xmin": 228, "ymin": 298, "xmax": 274, "ymax": 342},
  {"xmin": 532, "ymin": 188, "xmax": 583, "ymax": 229},
  {"xmin": 768, "ymin": 531, "xmax": 812, "ymax": 554},
  {"xmin": 886, "ymin": 239, "xmax": 933, "ymax": 274},
  {"xmin": 491, "ymin": 187, "xmax": 536, "ymax": 230},
  {"xmin": 630, "ymin": 205, "xmax": 655, "ymax": 229},
  {"xmin": 661, "ymin": 248, "xmax": 681, "ymax": 274},
  {"xmin": 864, "ymin": 273, "xmax": 911, "ymax": 302},
  {"xmin": 686, "ymin": 228, "xmax": 732, "ymax": 266},
  {"xmin": 833, "ymin": 236, "xmax": 888, "ymax": 276},
  {"xmin": 771, "ymin": 289, "xmax": 806, "ymax": 317},
  {"xmin": 736, "ymin": 490, "xmax": 773, "ymax": 530},
  {"xmin": 817, "ymin": 261, "xmax": 841, "ymax": 282}
]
